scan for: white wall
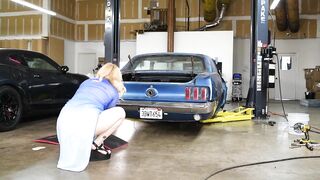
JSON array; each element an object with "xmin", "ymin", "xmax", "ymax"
[
  {"xmin": 64, "ymin": 40, "xmax": 76, "ymax": 72},
  {"xmin": 64, "ymin": 40, "xmax": 136, "ymax": 74},
  {"xmin": 233, "ymin": 38, "xmax": 320, "ymax": 100},
  {"xmin": 136, "ymin": 31, "xmax": 234, "ymax": 99},
  {"xmin": 64, "ymin": 37, "xmax": 320, "ymax": 100}
]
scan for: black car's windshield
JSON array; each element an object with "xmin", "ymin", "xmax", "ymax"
[{"xmin": 130, "ymin": 56, "xmax": 205, "ymax": 73}]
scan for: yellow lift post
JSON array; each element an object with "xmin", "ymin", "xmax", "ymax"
[{"xmin": 201, "ymin": 107, "xmax": 255, "ymax": 123}]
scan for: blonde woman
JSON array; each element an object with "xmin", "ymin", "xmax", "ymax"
[{"xmin": 56, "ymin": 63, "xmax": 126, "ymax": 172}]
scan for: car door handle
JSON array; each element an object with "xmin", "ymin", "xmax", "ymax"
[{"xmin": 33, "ymin": 74, "xmax": 41, "ymax": 78}]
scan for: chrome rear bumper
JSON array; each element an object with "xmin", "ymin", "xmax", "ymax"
[{"xmin": 117, "ymin": 100, "xmax": 217, "ymax": 114}]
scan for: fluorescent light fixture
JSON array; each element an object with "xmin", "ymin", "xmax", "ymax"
[
  {"xmin": 270, "ymin": 0, "xmax": 281, "ymax": 10},
  {"xmin": 10, "ymin": 0, "xmax": 56, "ymax": 16}
]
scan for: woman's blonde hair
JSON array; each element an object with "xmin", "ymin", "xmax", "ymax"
[{"xmin": 96, "ymin": 63, "xmax": 126, "ymax": 96}]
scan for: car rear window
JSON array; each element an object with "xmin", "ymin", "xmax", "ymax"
[{"xmin": 133, "ymin": 56, "xmax": 205, "ymax": 72}]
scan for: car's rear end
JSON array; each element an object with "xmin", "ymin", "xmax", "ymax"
[{"xmin": 118, "ymin": 53, "xmax": 223, "ymax": 122}]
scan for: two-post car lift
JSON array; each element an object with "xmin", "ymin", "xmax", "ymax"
[
  {"xmin": 246, "ymin": 0, "xmax": 275, "ymax": 119},
  {"xmin": 104, "ymin": 0, "xmax": 120, "ymax": 67},
  {"xmin": 104, "ymin": 0, "xmax": 274, "ymax": 122},
  {"xmin": 203, "ymin": 0, "xmax": 276, "ymax": 123}
]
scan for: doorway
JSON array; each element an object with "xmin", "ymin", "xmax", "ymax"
[
  {"xmin": 274, "ymin": 53, "xmax": 298, "ymax": 100},
  {"xmin": 77, "ymin": 53, "xmax": 97, "ymax": 75}
]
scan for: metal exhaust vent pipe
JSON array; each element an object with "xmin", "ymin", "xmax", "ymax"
[
  {"xmin": 287, "ymin": 0, "xmax": 299, "ymax": 33},
  {"xmin": 199, "ymin": 0, "xmax": 230, "ymax": 31},
  {"xmin": 275, "ymin": 0, "xmax": 300, "ymax": 33},
  {"xmin": 203, "ymin": 0, "xmax": 217, "ymax": 23},
  {"xmin": 275, "ymin": 0, "xmax": 288, "ymax": 31}
]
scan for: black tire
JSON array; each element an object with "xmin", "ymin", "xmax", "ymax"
[{"xmin": 0, "ymin": 86, "xmax": 23, "ymax": 132}]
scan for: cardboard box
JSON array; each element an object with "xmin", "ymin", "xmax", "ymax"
[
  {"xmin": 313, "ymin": 81, "xmax": 320, "ymax": 92},
  {"xmin": 304, "ymin": 68, "xmax": 314, "ymax": 80},
  {"xmin": 306, "ymin": 79, "xmax": 313, "ymax": 91},
  {"xmin": 311, "ymin": 68, "xmax": 320, "ymax": 82}
]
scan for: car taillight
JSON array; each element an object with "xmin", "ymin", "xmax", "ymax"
[
  {"xmin": 185, "ymin": 87, "xmax": 191, "ymax": 100},
  {"xmin": 193, "ymin": 87, "xmax": 199, "ymax": 100},
  {"xmin": 185, "ymin": 87, "xmax": 208, "ymax": 101},
  {"xmin": 201, "ymin": 87, "xmax": 207, "ymax": 100}
]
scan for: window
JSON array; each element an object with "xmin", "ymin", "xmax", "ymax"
[
  {"xmin": 280, "ymin": 56, "xmax": 292, "ymax": 70},
  {"xmin": 133, "ymin": 56, "xmax": 205, "ymax": 72},
  {"xmin": 8, "ymin": 55, "xmax": 27, "ymax": 66},
  {"xmin": 24, "ymin": 55, "xmax": 57, "ymax": 71}
]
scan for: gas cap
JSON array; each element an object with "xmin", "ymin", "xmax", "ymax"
[{"xmin": 146, "ymin": 85, "xmax": 158, "ymax": 97}]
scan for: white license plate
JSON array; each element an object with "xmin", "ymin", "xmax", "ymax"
[{"xmin": 140, "ymin": 107, "xmax": 163, "ymax": 119}]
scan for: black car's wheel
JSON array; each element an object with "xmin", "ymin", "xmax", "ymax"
[{"xmin": 0, "ymin": 86, "xmax": 23, "ymax": 132}]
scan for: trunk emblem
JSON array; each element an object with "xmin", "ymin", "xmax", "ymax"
[{"xmin": 146, "ymin": 86, "xmax": 158, "ymax": 97}]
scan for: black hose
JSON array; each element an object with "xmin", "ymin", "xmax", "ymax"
[
  {"xmin": 275, "ymin": 54, "xmax": 288, "ymax": 121},
  {"xmin": 268, "ymin": 10, "xmax": 277, "ymax": 47},
  {"xmin": 204, "ymin": 156, "xmax": 320, "ymax": 179},
  {"xmin": 310, "ymin": 129, "xmax": 320, "ymax": 135},
  {"xmin": 311, "ymin": 126, "xmax": 320, "ymax": 131}
]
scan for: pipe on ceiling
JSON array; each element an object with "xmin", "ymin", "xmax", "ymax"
[
  {"xmin": 199, "ymin": 0, "xmax": 230, "ymax": 31},
  {"xmin": 275, "ymin": 0, "xmax": 300, "ymax": 33},
  {"xmin": 287, "ymin": 0, "xmax": 299, "ymax": 33},
  {"xmin": 275, "ymin": 0, "xmax": 288, "ymax": 31},
  {"xmin": 217, "ymin": 0, "xmax": 230, "ymax": 11},
  {"xmin": 203, "ymin": 0, "xmax": 217, "ymax": 22}
]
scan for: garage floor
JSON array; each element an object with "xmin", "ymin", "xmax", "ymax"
[{"xmin": 1, "ymin": 101, "xmax": 320, "ymax": 180}]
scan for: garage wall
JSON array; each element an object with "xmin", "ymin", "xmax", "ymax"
[
  {"xmin": 48, "ymin": 36, "xmax": 64, "ymax": 65},
  {"xmin": 0, "ymin": 39, "xmax": 47, "ymax": 53},
  {"xmin": 65, "ymin": 40, "xmax": 136, "ymax": 74},
  {"xmin": 136, "ymin": 31, "xmax": 234, "ymax": 99},
  {"xmin": 0, "ymin": 0, "xmax": 42, "ymax": 12},
  {"xmin": 51, "ymin": 0, "xmax": 75, "ymax": 20},
  {"xmin": 0, "ymin": 15, "xmax": 42, "ymax": 37},
  {"xmin": 0, "ymin": 0, "xmax": 48, "ymax": 57},
  {"xmin": 234, "ymin": 38, "xmax": 320, "ymax": 100},
  {"xmin": 231, "ymin": 0, "xmax": 320, "ymax": 100},
  {"xmin": 50, "ymin": 17, "xmax": 75, "ymax": 40},
  {"xmin": 1, "ymin": 0, "xmax": 319, "ymax": 96},
  {"xmin": 0, "ymin": 0, "xmax": 44, "ymax": 38},
  {"xmin": 1, "ymin": 0, "xmax": 319, "ymax": 41},
  {"xmin": 64, "ymin": 0, "xmax": 319, "ymax": 41}
]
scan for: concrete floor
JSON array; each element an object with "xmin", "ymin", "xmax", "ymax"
[{"xmin": 1, "ymin": 101, "xmax": 320, "ymax": 180}]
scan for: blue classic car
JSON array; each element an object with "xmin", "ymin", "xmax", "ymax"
[{"xmin": 118, "ymin": 53, "xmax": 227, "ymax": 122}]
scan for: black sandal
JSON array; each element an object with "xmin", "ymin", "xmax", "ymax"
[{"xmin": 90, "ymin": 142, "xmax": 111, "ymax": 161}]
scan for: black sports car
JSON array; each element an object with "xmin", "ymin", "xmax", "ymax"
[{"xmin": 0, "ymin": 49, "xmax": 88, "ymax": 131}]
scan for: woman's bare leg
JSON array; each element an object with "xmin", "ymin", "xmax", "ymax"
[{"xmin": 93, "ymin": 107, "xmax": 126, "ymax": 148}]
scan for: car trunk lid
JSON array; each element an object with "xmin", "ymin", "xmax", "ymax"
[{"xmin": 122, "ymin": 81, "xmax": 210, "ymax": 103}]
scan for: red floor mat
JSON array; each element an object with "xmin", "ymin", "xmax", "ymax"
[{"xmin": 33, "ymin": 134, "xmax": 128, "ymax": 151}]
